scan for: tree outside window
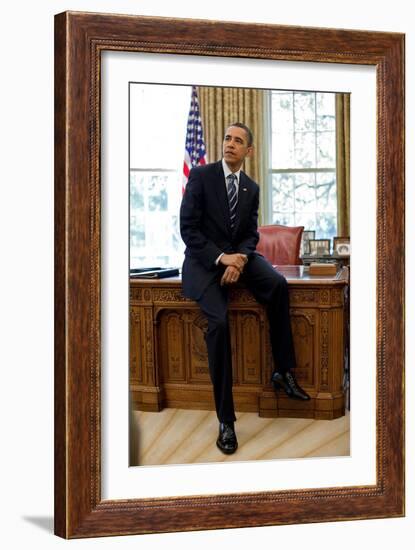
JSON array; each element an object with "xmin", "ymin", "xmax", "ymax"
[
  {"xmin": 269, "ymin": 90, "xmax": 337, "ymax": 241},
  {"xmin": 129, "ymin": 84, "xmax": 191, "ymax": 268}
]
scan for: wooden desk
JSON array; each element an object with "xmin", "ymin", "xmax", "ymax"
[{"xmin": 130, "ymin": 266, "xmax": 349, "ymax": 420}]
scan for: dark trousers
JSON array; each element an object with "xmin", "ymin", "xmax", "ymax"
[{"xmin": 196, "ymin": 254, "xmax": 296, "ymax": 423}]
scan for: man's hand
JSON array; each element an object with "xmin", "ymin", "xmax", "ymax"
[
  {"xmin": 219, "ymin": 253, "xmax": 248, "ymax": 272},
  {"xmin": 220, "ymin": 266, "xmax": 241, "ymax": 286}
]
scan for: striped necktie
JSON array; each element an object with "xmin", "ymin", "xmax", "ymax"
[{"xmin": 227, "ymin": 173, "xmax": 238, "ymax": 230}]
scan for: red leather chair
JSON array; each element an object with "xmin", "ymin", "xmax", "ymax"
[{"xmin": 256, "ymin": 224, "xmax": 304, "ymax": 265}]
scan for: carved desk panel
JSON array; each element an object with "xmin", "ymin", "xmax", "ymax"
[{"xmin": 130, "ymin": 266, "xmax": 349, "ymax": 419}]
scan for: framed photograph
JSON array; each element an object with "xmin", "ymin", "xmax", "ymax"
[
  {"xmin": 128, "ymin": 84, "xmax": 347, "ymax": 468},
  {"xmin": 54, "ymin": 11, "xmax": 404, "ymax": 538},
  {"xmin": 309, "ymin": 238, "xmax": 331, "ymax": 256},
  {"xmin": 301, "ymin": 230, "xmax": 315, "ymax": 255},
  {"xmin": 334, "ymin": 236, "xmax": 351, "ymax": 256}
]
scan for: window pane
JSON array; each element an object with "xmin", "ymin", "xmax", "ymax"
[
  {"xmin": 317, "ymin": 131, "xmax": 336, "ymax": 168},
  {"xmin": 293, "ymin": 173, "xmax": 316, "ymax": 212},
  {"xmin": 272, "ymin": 92, "xmax": 294, "ymax": 134},
  {"xmin": 130, "ymin": 172, "xmax": 145, "ymax": 211},
  {"xmin": 130, "ymin": 171, "xmax": 185, "ymax": 268},
  {"xmin": 271, "ymin": 92, "xmax": 294, "ymax": 169},
  {"xmin": 316, "ymin": 92, "xmax": 335, "ymax": 131},
  {"xmin": 294, "ymin": 131, "xmax": 316, "ymax": 168},
  {"xmin": 272, "ymin": 131, "xmax": 294, "ymax": 168},
  {"xmin": 316, "ymin": 172, "xmax": 336, "ymax": 212},
  {"xmin": 147, "ymin": 176, "xmax": 168, "ymax": 211},
  {"xmin": 294, "ymin": 212, "xmax": 316, "ymax": 231},
  {"xmin": 315, "ymin": 213, "xmax": 337, "ymax": 241},
  {"xmin": 272, "ymin": 174, "xmax": 294, "ymax": 212},
  {"xmin": 130, "ymin": 216, "xmax": 145, "ymax": 249},
  {"xmin": 294, "ymin": 92, "xmax": 315, "ymax": 132}
]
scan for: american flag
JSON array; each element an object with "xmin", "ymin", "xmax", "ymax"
[{"xmin": 182, "ymin": 86, "xmax": 207, "ymax": 193}]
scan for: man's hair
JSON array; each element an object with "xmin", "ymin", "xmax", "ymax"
[{"xmin": 228, "ymin": 122, "xmax": 253, "ymax": 147}]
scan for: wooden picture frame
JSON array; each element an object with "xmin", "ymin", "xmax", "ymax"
[{"xmin": 54, "ymin": 11, "xmax": 405, "ymax": 538}]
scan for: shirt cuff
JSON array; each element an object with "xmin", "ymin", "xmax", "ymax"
[{"xmin": 215, "ymin": 252, "xmax": 224, "ymax": 266}]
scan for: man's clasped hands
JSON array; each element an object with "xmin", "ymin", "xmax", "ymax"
[{"xmin": 219, "ymin": 253, "xmax": 248, "ymax": 286}]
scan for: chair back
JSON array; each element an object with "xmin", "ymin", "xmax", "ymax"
[{"xmin": 256, "ymin": 224, "xmax": 304, "ymax": 265}]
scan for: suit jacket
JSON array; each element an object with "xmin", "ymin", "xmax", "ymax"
[{"xmin": 180, "ymin": 160, "xmax": 260, "ymax": 300}]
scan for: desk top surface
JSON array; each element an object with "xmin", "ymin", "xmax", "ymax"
[{"xmin": 130, "ymin": 265, "xmax": 349, "ymax": 286}]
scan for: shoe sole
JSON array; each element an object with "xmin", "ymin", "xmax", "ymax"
[{"xmin": 216, "ymin": 441, "xmax": 238, "ymax": 454}]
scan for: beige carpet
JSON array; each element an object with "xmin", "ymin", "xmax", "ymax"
[{"xmin": 130, "ymin": 408, "xmax": 350, "ymax": 466}]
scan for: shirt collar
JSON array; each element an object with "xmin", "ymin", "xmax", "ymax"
[{"xmin": 222, "ymin": 158, "xmax": 241, "ymax": 184}]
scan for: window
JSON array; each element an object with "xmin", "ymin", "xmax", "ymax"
[
  {"xmin": 130, "ymin": 84, "xmax": 191, "ymax": 268},
  {"xmin": 269, "ymin": 90, "xmax": 337, "ymax": 240}
]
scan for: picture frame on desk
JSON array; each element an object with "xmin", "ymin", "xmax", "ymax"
[
  {"xmin": 54, "ymin": 11, "xmax": 405, "ymax": 539},
  {"xmin": 308, "ymin": 238, "xmax": 331, "ymax": 256},
  {"xmin": 334, "ymin": 237, "xmax": 351, "ymax": 256},
  {"xmin": 300, "ymin": 230, "xmax": 315, "ymax": 255}
]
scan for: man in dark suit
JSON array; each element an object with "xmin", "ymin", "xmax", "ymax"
[{"xmin": 180, "ymin": 122, "xmax": 309, "ymax": 455}]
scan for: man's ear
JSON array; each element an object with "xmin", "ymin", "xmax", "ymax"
[{"xmin": 246, "ymin": 145, "xmax": 254, "ymax": 158}]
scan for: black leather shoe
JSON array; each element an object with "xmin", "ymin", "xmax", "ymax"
[
  {"xmin": 216, "ymin": 422, "xmax": 238, "ymax": 454},
  {"xmin": 271, "ymin": 371, "xmax": 310, "ymax": 401}
]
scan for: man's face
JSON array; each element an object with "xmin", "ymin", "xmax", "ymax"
[{"xmin": 222, "ymin": 126, "xmax": 252, "ymax": 170}]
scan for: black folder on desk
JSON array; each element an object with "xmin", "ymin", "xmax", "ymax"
[{"xmin": 130, "ymin": 267, "xmax": 180, "ymax": 279}]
